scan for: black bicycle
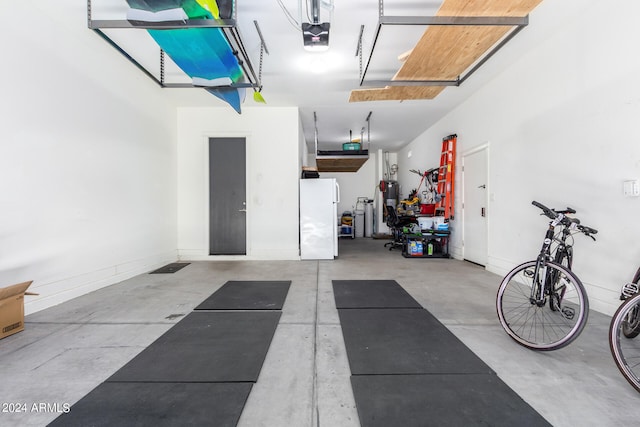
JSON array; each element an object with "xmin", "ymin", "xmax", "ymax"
[
  {"xmin": 609, "ymin": 267, "xmax": 640, "ymax": 392},
  {"xmin": 496, "ymin": 201, "xmax": 598, "ymax": 350}
]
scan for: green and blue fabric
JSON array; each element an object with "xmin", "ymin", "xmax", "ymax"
[{"xmin": 126, "ymin": 0, "xmax": 245, "ymax": 113}]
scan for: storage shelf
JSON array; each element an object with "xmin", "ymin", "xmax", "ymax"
[
  {"xmin": 350, "ymin": 0, "xmax": 541, "ymax": 102},
  {"xmin": 401, "ymin": 231, "xmax": 451, "ymax": 259},
  {"xmin": 316, "ymin": 152, "xmax": 369, "ymax": 173}
]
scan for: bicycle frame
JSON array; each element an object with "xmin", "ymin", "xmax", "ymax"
[
  {"xmin": 618, "ymin": 266, "xmax": 640, "ymax": 338},
  {"xmin": 497, "ymin": 200, "xmax": 596, "ymax": 351},
  {"xmin": 530, "ymin": 214, "xmax": 567, "ymax": 306},
  {"xmin": 553, "ymin": 225, "xmax": 574, "ymax": 266},
  {"xmin": 620, "ymin": 266, "xmax": 640, "ymax": 299}
]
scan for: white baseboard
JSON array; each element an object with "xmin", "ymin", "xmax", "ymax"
[
  {"xmin": 178, "ymin": 248, "xmax": 299, "ymax": 261},
  {"xmin": 24, "ymin": 250, "xmax": 177, "ymax": 315}
]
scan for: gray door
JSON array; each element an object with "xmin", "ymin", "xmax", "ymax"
[{"xmin": 209, "ymin": 137, "xmax": 246, "ymax": 255}]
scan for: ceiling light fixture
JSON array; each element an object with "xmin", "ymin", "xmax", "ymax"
[{"xmin": 302, "ymin": 0, "xmax": 330, "ymax": 52}]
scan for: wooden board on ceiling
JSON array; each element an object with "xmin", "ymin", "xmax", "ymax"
[
  {"xmin": 349, "ymin": 86, "xmax": 445, "ymax": 103},
  {"xmin": 395, "ymin": 0, "xmax": 543, "ymax": 80},
  {"xmin": 316, "ymin": 155, "xmax": 369, "ymax": 173},
  {"xmin": 349, "ymin": 0, "xmax": 543, "ymax": 102}
]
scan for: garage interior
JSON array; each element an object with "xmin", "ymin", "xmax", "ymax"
[{"xmin": 1, "ymin": 0, "xmax": 640, "ymax": 426}]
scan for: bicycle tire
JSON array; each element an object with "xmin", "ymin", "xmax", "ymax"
[
  {"xmin": 496, "ymin": 260, "xmax": 589, "ymax": 351},
  {"xmin": 609, "ymin": 292, "xmax": 640, "ymax": 392}
]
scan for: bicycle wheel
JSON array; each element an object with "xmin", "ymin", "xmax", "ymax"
[
  {"xmin": 609, "ymin": 293, "xmax": 640, "ymax": 392},
  {"xmin": 497, "ymin": 260, "xmax": 589, "ymax": 350}
]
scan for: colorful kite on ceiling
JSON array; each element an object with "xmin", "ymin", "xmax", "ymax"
[{"xmin": 126, "ymin": 0, "xmax": 247, "ymax": 113}]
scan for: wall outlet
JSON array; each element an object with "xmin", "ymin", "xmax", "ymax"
[{"xmin": 623, "ymin": 179, "xmax": 640, "ymax": 197}]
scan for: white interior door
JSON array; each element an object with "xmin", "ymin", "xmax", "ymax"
[{"xmin": 463, "ymin": 146, "xmax": 488, "ymax": 266}]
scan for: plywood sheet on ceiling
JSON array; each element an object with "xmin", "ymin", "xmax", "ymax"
[
  {"xmin": 316, "ymin": 156, "xmax": 369, "ymax": 173},
  {"xmin": 350, "ymin": 0, "xmax": 543, "ymax": 102},
  {"xmin": 396, "ymin": 0, "xmax": 543, "ymax": 80},
  {"xmin": 349, "ymin": 86, "xmax": 445, "ymax": 103}
]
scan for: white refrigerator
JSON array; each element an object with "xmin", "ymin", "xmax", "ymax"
[{"xmin": 300, "ymin": 178, "xmax": 339, "ymax": 260}]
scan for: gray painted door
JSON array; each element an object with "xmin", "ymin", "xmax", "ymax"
[{"xmin": 209, "ymin": 137, "xmax": 246, "ymax": 255}]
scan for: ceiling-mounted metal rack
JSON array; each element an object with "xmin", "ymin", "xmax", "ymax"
[
  {"xmin": 86, "ymin": 0, "xmax": 267, "ymax": 91},
  {"xmin": 314, "ymin": 111, "xmax": 372, "ymax": 173},
  {"xmin": 358, "ymin": 0, "xmax": 529, "ymax": 88}
]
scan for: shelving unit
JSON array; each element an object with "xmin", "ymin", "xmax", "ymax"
[
  {"xmin": 338, "ymin": 224, "xmax": 355, "ymax": 239},
  {"xmin": 314, "ymin": 112, "xmax": 371, "ymax": 173},
  {"xmin": 316, "ymin": 152, "xmax": 369, "ymax": 173},
  {"xmin": 402, "ymin": 230, "xmax": 451, "ymax": 258},
  {"xmin": 339, "ymin": 212, "xmax": 355, "ymax": 239},
  {"xmin": 350, "ymin": 0, "xmax": 541, "ymax": 102},
  {"xmin": 86, "ymin": 0, "xmax": 266, "ymax": 114}
]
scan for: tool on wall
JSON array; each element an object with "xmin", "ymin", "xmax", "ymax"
[{"xmin": 409, "ymin": 167, "xmax": 439, "ymax": 205}]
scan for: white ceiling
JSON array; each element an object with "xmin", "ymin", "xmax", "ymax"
[{"xmin": 90, "ymin": 1, "xmax": 531, "ymax": 152}]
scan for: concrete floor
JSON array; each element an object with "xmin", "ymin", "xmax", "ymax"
[{"xmin": 1, "ymin": 238, "xmax": 638, "ymax": 426}]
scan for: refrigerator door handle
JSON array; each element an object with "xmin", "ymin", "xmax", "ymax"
[{"xmin": 335, "ymin": 181, "xmax": 340, "ymax": 203}]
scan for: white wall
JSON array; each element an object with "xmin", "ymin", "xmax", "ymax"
[
  {"xmin": 396, "ymin": 146, "xmax": 442, "ymax": 204},
  {"xmin": 0, "ymin": 3, "xmax": 178, "ymax": 314},
  {"xmin": 176, "ymin": 107, "xmax": 300, "ymax": 260},
  {"xmin": 304, "ymin": 147, "xmax": 383, "ymax": 234},
  {"xmin": 398, "ymin": 0, "xmax": 640, "ymax": 315},
  {"xmin": 323, "ymin": 152, "xmax": 378, "ymax": 219},
  {"xmin": 299, "ymin": 118, "xmax": 308, "ymax": 170}
]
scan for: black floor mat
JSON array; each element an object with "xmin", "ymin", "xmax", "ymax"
[
  {"xmin": 107, "ymin": 311, "xmax": 281, "ymax": 383},
  {"xmin": 337, "ymin": 308, "xmax": 493, "ymax": 375},
  {"xmin": 48, "ymin": 382, "xmax": 252, "ymax": 427},
  {"xmin": 332, "ymin": 280, "xmax": 422, "ymax": 308},
  {"xmin": 351, "ymin": 374, "xmax": 551, "ymax": 427},
  {"xmin": 149, "ymin": 262, "xmax": 190, "ymax": 274},
  {"xmin": 332, "ymin": 279, "xmax": 549, "ymax": 426},
  {"xmin": 195, "ymin": 280, "xmax": 292, "ymax": 310}
]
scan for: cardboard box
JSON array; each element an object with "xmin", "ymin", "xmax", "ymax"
[{"xmin": 0, "ymin": 281, "xmax": 33, "ymax": 340}]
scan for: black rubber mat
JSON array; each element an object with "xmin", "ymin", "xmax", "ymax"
[
  {"xmin": 48, "ymin": 382, "xmax": 252, "ymax": 427},
  {"xmin": 338, "ymin": 308, "xmax": 493, "ymax": 375},
  {"xmin": 351, "ymin": 374, "xmax": 551, "ymax": 427},
  {"xmin": 332, "ymin": 280, "xmax": 422, "ymax": 308},
  {"xmin": 107, "ymin": 311, "xmax": 280, "ymax": 382},
  {"xmin": 195, "ymin": 280, "xmax": 292, "ymax": 310},
  {"xmin": 149, "ymin": 262, "xmax": 190, "ymax": 274}
]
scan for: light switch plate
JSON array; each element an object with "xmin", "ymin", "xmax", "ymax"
[{"xmin": 623, "ymin": 179, "xmax": 640, "ymax": 197}]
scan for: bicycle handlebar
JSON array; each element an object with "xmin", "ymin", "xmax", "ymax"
[
  {"xmin": 577, "ymin": 224, "xmax": 598, "ymax": 236},
  {"xmin": 531, "ymin": 201, "xmax": 555, "ymax": 219},
  {"xmin": 531, "ymin": 200, "xmax": 597, "ymax": 239},
  {"xmin": 557, "ymin": 207, "xmax": 577, "ymax": 215}
]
